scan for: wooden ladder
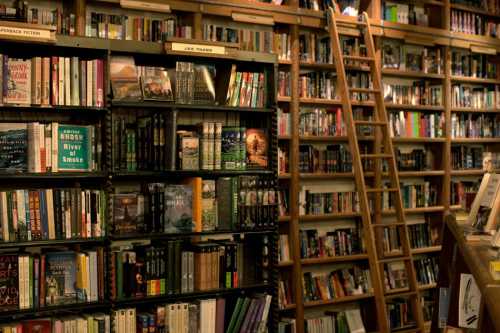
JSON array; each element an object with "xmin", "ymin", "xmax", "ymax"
[{"xmin": 326, "ymin": 9, "xmax": 425, "ymax": 333}]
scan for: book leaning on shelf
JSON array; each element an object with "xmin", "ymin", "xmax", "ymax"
[
  {"xmin": 0, "ymin": 249, "xmax": 105, "ymax": 312},
  {"xmin": 0, "ymin": 123, "xmax": 101, "ymax": 173},
  {"xmin": 0, "ymin": 187, "xmax": 106, "ymax": 242},
  {"xmin": 225, "ymin": 65, "xmax": 267, "ymax": 108},
  {"xmin": 0, "ymin": 55, "xmax": 105, "ymax": 107},
  {"xmin": 305, "ymin": 309, "xmax": 366, "ymax": 333},
  {"xmin": 0, "ymin": 313, "xmax": 111, "ymax": 333},
  {"xmin": 113, "ymin": 293, "xmax": 272, "ymax": 333}
]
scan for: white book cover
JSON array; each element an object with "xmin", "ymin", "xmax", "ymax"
[
  {"xmin": 458, "ymin": 273, "xmax": 481, "ymax": 328},
  {"xmin": 345, "ymin": 308, "xmax": 366, "ymax": 333},
  {"xmin": 65, "ymin": 57, "xmax": 71, "ymax": 106},
  {"xmin": 0, "ymin": 192, "xmax": 9, "ymax": 241},
  {"xmin": 58, "ymin": 57, "xmax": 65, "ymax": 106}
]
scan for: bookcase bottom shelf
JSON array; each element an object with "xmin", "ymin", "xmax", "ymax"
[{"xmin": 0, "ymin": 302, "xmax": 110, "ymax": 321}]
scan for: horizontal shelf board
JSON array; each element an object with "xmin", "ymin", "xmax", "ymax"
[
  {"xmin": 112, "ymin": 170, "xmax": 273, "ymax": 179},
  {"xmin": 299, "ymin": 135, "xmax": 374, "ymax": 142},
  {"xmin": 392, "ymin": 137, "xmax": 446, "ymax": 143},
  {"xmin": 299, "ymin": 212, "xmax": 361, "ymax": 222},
  {"xmin": 382, "ymin": 68, "xmax": 445, "ymax": 79},
  {"xmin": 451, "ymin": 169, "xmax": 486, "ymax": 176},
  {"xmin": 113, "ymin": 283, "xmax": 270, "ymax": 307},
  {"xmin": 299, "ymin": 172, "xmax": 354, "ymax": 179},
  {"xmin": 382, "ymin": 206, "xmax": 445, "ymax": 215},
  {"xmin": 278, "ymin": 135, "xmax": 291, "ymax": 140},
  {"xmin": 399, "ymin": 170, "xmax": 445, "ymax": 177},
  {"xmin": 277, "ymin": 96, "xmax": 291, "ymax": 103},
  {"xmin": 109, "ymin": 228, "xmax": 276, "ymax": 241},
  {"xmin": 279, "ymin": 216, "xmax": 291, "ymax": 223},
  {"xmin": 278, "ymin": 173, "xmax": 291, "ymax": 179},
  {"xmin": 0, "ymin": 238, "xmax": 105, "ymax": 249},
  {"xmin": 299, "ymin": 62, "xmax": 335, "ymax": 70},
  {"xmin": 278, "ymin": 59, "xmax": 292, "ymax": 65},
  {"xmin": 111, "ymin": 100, "xmax": 274, "ymax": 112},
  {"xmin": 450, "ymin": 204, "xmax": 463, "ymax": 211},
  {"xmin": 451, "ymin": 138, "xmax": 500, "ymax": 143},
  {"xmin": 303, "ymin": 293, "xmax": 374, "ymax": 308},
  {"xmin": 0, "ymin": 104, "xmax": 107, "ymax": 113},
  {"xmin": 411, "ymin": 245, "xmax": 442, "ymax": 254},
  {"xmin": 450, "ymin": 75, "xmax": 500, "ymax": 84},
  {"xmin": 385, "ymin": 287, "xmax": 411, "ymax": 295},
  {"xmin": 385, "ymin": 103, "xmax": 445, "ymax": 111},
  {"xmin": 450, "ymin": 3, "xmax": 500, "ymax": 17},
  {"xmin": 0, "ymin": 302, "xmax": 110, "ymax": 321},
  {"xmin": 0, "ymin": 172, "xmax": 107, "ymax": 180},
  {"xmin": 279, "ymin": 303, "xmax": 297, "ymax": 311},
  {"xmin": 301, "ymin": 254, "xmax": 369, "ymax": 265},
  {"xmin": 277, "ymin": 260, "xmax": 294, "ymax": 268},
  {"xmin": 451, "ymin": 107, "xmax": 500, "ymax": 113},
  {"xmin": 418, "ymin": 283, "xmax": 438, "ymax": 291}
]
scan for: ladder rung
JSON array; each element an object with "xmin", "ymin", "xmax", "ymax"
[
  {"xmin": 343, "ymin": 55, "xmax": 374, "ymax": 62},
  {"xmin": 366, "ymin": 187, "xmax": 398, "ymax": 193},
  {"xmin": 349, "ymin": 87, "xmax": 380, "ymax": 94},
  {"xmin": 360, "ymin": 153, "xmax": 393, "ymax": 159},
  {"xmin": 378, "ymin": 256, "xmax": 411, "ymax": 264},
  {"xmin": 335, "ymin": 16, "xmax": 367, "ymax": 26},
  {"xmin": 354, "ymin": 120, "xmax": 386, "ymax": 126},
  {"xmin": 385, "ymin": 291, "xmax": 418, "ymax": 300},
  {"xmin": 372, "ymin": 223, "xmax": 406, "ymax": 227}
]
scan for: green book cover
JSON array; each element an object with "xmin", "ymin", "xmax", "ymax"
[
  {"xmin": 232, "ymin": 297, "xmax": 251, "ymax": 333},
  {"xmin": 57, "ymin": 124, "xmax": 91, "ymax": 171},
  {"xmin": 227, "ymin": 297, "xmax": 244, "ymax": 333}
]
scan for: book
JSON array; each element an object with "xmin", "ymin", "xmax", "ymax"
[
  {"xmin": 245, "ymin": 128, "xmax": 268, "ymax": 169},
  {"xmin": 0, "ymin": 123, "xmax": 28, "ymax": 171},
  {"xmin": 164, "ymin": 185, "xmax": 193, "ymax": 233},
  {"xmin": 45, "ymin": 252, "xmax": 78, "ymax": 305},
  {"xmin": 112, "ymin": 193, "xmax": 143, "ymax": 236},
  {"xmin": 139, "ymin": 66, "xmax": 173, "ymax": 101},
  {"xmin": 6, "ymin": 58, "xmax": 31, "ymax": 105},
  {"xmin": 56, "ymin": 124, "xmax": 92, "ymax": 171},
  {"xmin": 0, "ymin": 254, "xmax": 19, "ymax": 310},
  {"xmin": 110, "ymin": 56, "xmax": 142, "ymax": 101}
]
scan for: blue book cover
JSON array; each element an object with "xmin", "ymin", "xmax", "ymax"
[{"xmin": 45, "ymin": 251, "xmax": 77, "ymax": 305}]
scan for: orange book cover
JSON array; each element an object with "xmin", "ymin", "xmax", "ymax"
[{"xmin": 182, "ymin": 177, "xmax": 202, "ymax": 232}]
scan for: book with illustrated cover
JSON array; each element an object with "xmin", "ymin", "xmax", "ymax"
[
  {"xmin": 22, "ymin": 320, "xmax": 51, "ymax": 333},
  {"xmin": 382, "ymin": 40, "xmax": 401, "ymax": 69},
  {"xmin": 113, "ymin": 193, "xmax": 143, "ymax": 235},
  {"xmin": 193, "ymin": 64, "xmax": 216, "ymax": 104},
  {"xmin": 56, "ymin": 124, "xmax": 91, "ymax": 171},
  {"xmin": 201, "ymin": 180, "xmax": 216, "ymax": 231},
  {"xmin": 164, "ymin": 185, "xmax": 193, "ymax": 233},
  {"xmin": 45, "ymin": 252, "xmax": 77, "ymax": 305},
  {"xmin": 245, "ymin": 128, "xmax": 268, "ymax": 169},
  {"xmin": 140, "ymin": 67, "xmax": 173, "ymax": 101},
  {"xmin": 404, "ymin": 45, "xmax": 424, "ymax": 72},
  {"xmin": 110, "ymin": 56, "xmax": 142, "ymax": 101},
  {"xmin": 0, "ymin": 255, "xmax": 18, "ymax": 310},
  {"xmin": 0, "ymin": 123, "xmax": 28, "ymax": 171},
  {"xmin": 6, "ymin": 59, "xmax": 31, "ymax": 105}
]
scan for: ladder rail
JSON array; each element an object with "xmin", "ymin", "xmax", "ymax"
[{"xmin": 327, "ymin": 9, "xmax": 390, "ymax": 333}]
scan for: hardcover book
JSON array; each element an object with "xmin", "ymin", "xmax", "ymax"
[
  {"xmin": 23, "ymin": 320, "xmax": 51, "ymax": 333},
  {"xmin": 141, "ymin": 67, "xmax": 173, "ymax": 101},
  {"xmin": 45, "ymin": 252, "xmax": 77, "ymax": 305},
  {"xmin": 0, "ymin": 123, "xmax": 28, "ymax": 171},
  {"xmin": 57, "ymin": 124, "xmax": 91, "ymax": 171},
  {"xmin": 0, "ymin": 255, "xmax": 18, "ymax": 310},
  {"xmin": 164, "ymin": 185, "xmax": 193, "ymax": 233},
  {"xmin": 7, "ymin": 59, "xmax": 31, "ymax": 105},
  {"xmin": 245, "ymin": 128, "xmax": 268, "ymax": 169},
  {"xmin": 382, "ymin": 40, "xmax": 401, "ymax": 69},
  {"xmin": 110, "ymin": 56, "xmax": 142, "ymax": 101},
  {"xmin": 113, "ymin": 193, "xmax": 144, "ymax": 235}
]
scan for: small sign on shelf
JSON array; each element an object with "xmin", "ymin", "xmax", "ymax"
[{"xmin": 0, "ymin": 20, "xmax": 56, "ymax": 43}]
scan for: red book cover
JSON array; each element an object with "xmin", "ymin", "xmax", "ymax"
[
  {"xmin": 34, "ymin": 191, "xmax": 41, "ymax": 240},
  {"xmin": 215, "ymin": 298, "xmax": 226, "ymax": 333},
  {"xmin": 23, "ymin": 319, "xmax": 51, "ymax": 333},
  {"xmin": 336, "ymin": 107, "xmax": 342, "ymax": 136}
]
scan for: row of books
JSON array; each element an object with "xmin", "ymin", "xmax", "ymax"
[
  {"xmin": 451, "ymin": 0, "xmax": 500, "ymax": 15},
  {"xmin": 384, "ymin": 261, "xmax": 407, "ymax": 290},
  {"xmin": 347, "ymin": 72, "xmax": 372, "ymax": 102},
  {"xmin": 388, "ymin": 298, "xmax": 415, "ymax": 330},
  {"xmin": 114, "ymin": 294, "xmax": 272, "ymax": 333},
  {"xmin": 0, "ymin": 55, "xmax": 104, "ymax": 107},
  {"xmin": 202, "ymin": 22, "xmax": 273, "ymax": 53},
  {"xmin": 0, "ymin": 250, "xmax": 105, "ymax": 311},
  {"xmin": 226, "ymin": 66, "xmax": 267, "ymax": 108},
  {"xmin": 450, "ymin": 113, "xmax": 500, "ymax": 138},
  {"xmin": 414, "ymin": 257, "xmax": 439, "ymax": 286},
  {"xmin": 0, "ymin": 123, "xmax": 100, "ymax": 173},
  {"xmin": 408, "ymin": 221, "xmax": 438, "ymax": 249},
  {"xmin": 0, "ymin": 2, "xmax": 76, "ymax": 36},
  {"xmin": 451, "ymin": 145, "xmax": 485, "ymax": 170},
  {"xmin": 86, "ymin": 13, "xmax": 192, "ymax": 41},
  {"xmin": 302, "ymin": 266, "xmax": 372, "ymax": 302},
  {"xmin": 299, "ymin": 188, "xmax": 360, "ymax": 215},
  {"xmin": 451, "ymin": 50, "xmax": 498, "ymax": 79},
  {"xmin": 304, "ymin": 309, "xmax": 365, "ymax": 333},
  {"xmin": 278, "ymin": 108, "xmax": 291, "ymax": 136},
  {"xmin": 396, "ymin": 148, "xmax": 434, "ymax": 171},
  {"xmin": 383, "ymin": 82, "xmax": 442, "ymax": 106},
  {"xmin": 278, "ymin": 189, "xmax": 290, "ymax": 217},
  {"xmin": 299, "ymin": 224, "xmax": 364, "ymax": 258},
  {"xmin": 299, "ymin": 0, "xmax": 335, "ymax": 10},
  {"xmin": 278, "ymin": 277, "xmax": 292, "ymax": 309},
  {"xmin": 0, "ymin": 313, "xmax": 110, "ymax": 333},
  {"xmin": 299, "ymin": 107, "xmax": 345, "ymax": 137},
  {"xmin": 399, "ymin": 182, "xmax": 439, "ymax": 209},
  {"xmin": 0, "ymin": 188, "xmax": 105, "ymax": 243},
  {"xmin": 279, "ymin": 234, "xmax": 291, "ymax": 262},
  {"xmin": 299, "ymin": 32, "xmax": 331, "ymax": 64},
  {"xmin": 110, "ymin": 240, "xmax": 249, "ymax": 298},
  {"xmin": 383, "ymin": 2, "xmax": 429, "ymax": 26},
  {"xmin": 451, "ymin": 84, "xmax": 497, "ymax": 109},
  {"xmin": 298, "ymin": 72, "xmax": 336, "ymax": 100},
  {"xmin": 388, "ymin": 111, "xmax": 445, "ymax": 138},
  {"xmin": 382, "ymin": 226, "xmax": 401, "ymax": 254},
  {"xmin": 451, "ymin": 10, "xmax": 500, "ymax": 38},
  {"xmin": 451, "ymin": 180, "xmax": 480, "ymax": 207},
  {"xmin": 382, "ymin": 40, "xmax": 442, "ymax": 74},
  {"xmin": 278, "ymin": 71, "xmax": 291, "ymax": 98},
  {"xmin": 275, "ymin": 33, "xmax": 291, "ymax": 61},
  {"xmin": 112, "ymin": 112, "xmax": 176, "ymax": 172},
  {"xmin": 298, "ymin": 144, "xmax": 353, "ymax": 173},
  {"xmin": 112, "ymin": 176, "xmax": 276, "ymax": 235},
  {"xmin": 341, "ymin": 36, "xmax": 368, "ymax": 68}
]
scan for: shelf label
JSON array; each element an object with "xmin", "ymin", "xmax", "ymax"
[
  {"xmin": 232, "ymin": 12, "xmax": 274, "ymax": 26},
  {"xmin": 171, "ymin": 42, "xmax": 226, "ymax": 55},
  {"xmin": 0, "ymin": 24, "xmax": 53, "ymax": 41},
  {"xmin": 120, "ymin": 0, "xmax": 170, "ymax": 13}
]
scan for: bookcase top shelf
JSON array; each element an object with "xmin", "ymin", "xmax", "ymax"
[{"xmin": 110, "ymin": 101, "xmax": 275, "ymax": 113}]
